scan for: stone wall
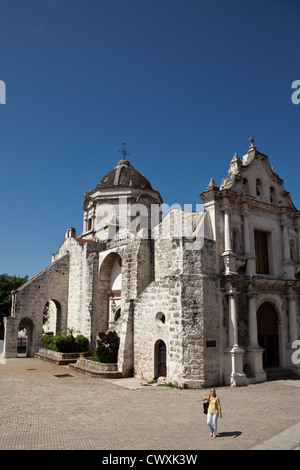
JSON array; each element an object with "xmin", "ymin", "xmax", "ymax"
[
  {"xmin": 181, "ymin": 237, "xmax": 221, "ymax": 387},
  {"xmin": 4, "ymin": 255, "xmax": 70, "ymax": 357}
]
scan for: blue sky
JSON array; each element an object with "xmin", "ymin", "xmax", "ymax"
[{"xmin": 0, "ymin": 0, "xmax": 299, "ymax": 279}]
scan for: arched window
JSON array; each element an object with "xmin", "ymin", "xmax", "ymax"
[{"xmin": 256, "ymin": 179, "xmax": 263, "ymax": 198}]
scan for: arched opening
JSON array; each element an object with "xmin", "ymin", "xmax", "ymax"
[
  {"xmin": 155, "ymin": 340, "xmax": 167, "ymax": 378},
  {"xmin": 256, "ymin": 178, "xmax": 263, "ymax": 199},
  {"xmin": 18, "ymin": 318, "xmax": 34, "ymax": 357},
  {"xmin": 43, "ymin": 300, "xmax": 62, "ymax": 334},
  {"xmin": 98, "ymin": 252, "xmax": 122, "ymax": 331},
  {"xmin": 155, "ymin": 312, "xmax": 166, "ymax": 327},
  {"xmin": 257, "ymin": 302, "xmax": 279, "ymax": 368}
]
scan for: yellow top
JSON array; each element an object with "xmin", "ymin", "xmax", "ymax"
[{"xmin": 208, "ymin": 397, "xmax": 219, "ymax": 414}]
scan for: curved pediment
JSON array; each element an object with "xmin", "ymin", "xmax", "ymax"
[{"xmin": 219, "ymin": 139, "xmax": 296, "ymax": 210}]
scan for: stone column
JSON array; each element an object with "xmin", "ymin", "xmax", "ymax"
[
  {"xmin": 242, "ymin": 204, "xmax": 251, "ymax": 256},
  {"xmin": 248, "ymin": 291, "xmax": 259, "ymax": 348},
  {"xmin": 282, "ymin": 222, "xmax": 290, "ymax": 261},
  {"xmin": 295, "ymin": 216, "xmax": 300, "ymax": 263},
  {"xmin": 224, "ymin": 210, "xmax": 232, "ymax": 254},
  {"xmin": 3, "ymin": 317, "xmax": 18, "ymax": 358},
  {"xmin": 287, "ymin": 286, "xmax": 298, "ymax": 345},
  {"xmin": 224, "ymin": 283, "xmax": 246, "ymax": 386},
  {"xmin": 281, "ymin": 213, "xmax": 295, "ymax": 279},
  {"xmin": 222, "ymin": 200, "xmax": 237, "ymax": 273},
  {"xmin": 244, "ymin": 281, "xmax": 266, "ymax": 383},
  {"xmin": 242, "ymin": 204, "xmax": 256, "ymax": 275},
  {"xmin": 286, "ymin": 285, "xmax": 300, "ymax": 375},
  {"xmin": 227, "ymin": 290, "xmax": 239, "ymax": 349}
]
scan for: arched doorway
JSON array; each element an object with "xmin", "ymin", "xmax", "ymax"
[
  {"xmin": 18, "ymin": 318, "xmax": 34, "ymax": 357},
  {"xmin": 257, "ymin": 302, "xmax": 279, "ymax": 368},
  {"xmin": 155, "ymin": 340, "xmax": 167, "ymax": 378}
]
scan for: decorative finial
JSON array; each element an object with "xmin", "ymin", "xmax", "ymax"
[
  {"xmin": 119, "ymin": 142, "xmax": 130, "ymax": 160},
  {"xmin": 249, "ymin": 137, "xmax": 256, "ymax": 149}
]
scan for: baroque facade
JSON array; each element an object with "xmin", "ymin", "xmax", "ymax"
[{"xmin": 3, "ymin": 139, "xmax": 300, "ymax": 387}]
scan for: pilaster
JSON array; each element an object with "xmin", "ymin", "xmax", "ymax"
[{"xmin": 224, "ymin": 279, "xmax": 247, "ymax": 386}]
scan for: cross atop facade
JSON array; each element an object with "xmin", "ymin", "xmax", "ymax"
[{"xmin": 249, "ymin": 137, "xmax": 256, "ymax": 149}]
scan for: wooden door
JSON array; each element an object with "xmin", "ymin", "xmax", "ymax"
[
  {"xmin": 257, "ymin": 302, "xmax": 279, "ymax": 368},
  {"xmin": 157, "ymin": 340, "xmax": 167, "ymax": 377}
]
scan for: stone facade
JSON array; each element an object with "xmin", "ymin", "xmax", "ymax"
[{"xmin": 3, "ymin": 140, "xmax": 300, "ymax": 387}]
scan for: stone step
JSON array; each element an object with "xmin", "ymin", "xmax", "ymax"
[{"xmin": 266, "ymin": 368, "xmax": 297, "ymax": 381}]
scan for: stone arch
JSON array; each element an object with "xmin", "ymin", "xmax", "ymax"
[
  {"xmin": 43, "ymin": 299, "xmax": 63, "ymax": 334},
  {"xmin": 98, "ymin": 252, "xmax": 123, "ymax": 332},
  {"xmin": 18, "ymin": 317, "xmax": 35, "ymax": 357}
]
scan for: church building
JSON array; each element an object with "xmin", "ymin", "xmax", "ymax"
[{"xmin": 3, "ymin": 139, "xmax": 300, "ymax": 387}]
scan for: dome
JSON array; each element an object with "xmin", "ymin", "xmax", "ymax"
[{"xmin": 96, "ymin": 159, "xmax": 154, "ymax": 191}]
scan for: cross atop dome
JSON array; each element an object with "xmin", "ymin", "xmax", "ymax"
[{"xmin": 119, "ymin": 142, "xmax": 130, "ymax": 160}]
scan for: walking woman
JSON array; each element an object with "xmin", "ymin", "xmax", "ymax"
[{"xmin": 202, "ymin": 388, "xmax": 222, "ymax": 438}]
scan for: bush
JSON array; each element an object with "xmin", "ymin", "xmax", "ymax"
[
  {"xmin": 42, "ymin": 332, "xmax": 54, "ymax": 349},
  {"xmin": 42, "ymin": 331, "xmax": 89, "ymax": 353},
  {"xmin": 95, "ymin": 331, "xmax": 120, "ymax": 363},
  {"xmin": 75, "ymin": 334, "xmax": 89, "ymax": 352}
]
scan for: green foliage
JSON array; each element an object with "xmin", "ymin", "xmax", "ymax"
[
  {"xmin": 42, "ymin": 332, "xmax": 89, "ymax": 353},
  {"xmin": 42, "ymin": 332, "xmax": 54, "ymax": 349},
  {"xmin": 95, "ymin": 331, "xmax": 120, "ymax": 363},
  {"xmin": 0, "ymin": 273, "xmax": 28, "ymax": 339},
  {"xmin": 75, "ymin": 334, "xmax": 89, "ymax": 352}
]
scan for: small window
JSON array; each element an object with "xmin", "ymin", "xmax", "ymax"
[
  {"xmin": 87, "ymin": 218, "xmax": 92, "ymax": 231},
  {"xmin": 156, "ymin": 312, "xmax": 166, "ymax": 326},
  {"xmin": 254, "ymin": 230, "xmax": 269, "ymax": 274}
]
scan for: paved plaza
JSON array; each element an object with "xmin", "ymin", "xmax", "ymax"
[{"xmin": 0, "ymin": 357, "xmax": 299, "ymax": 451}]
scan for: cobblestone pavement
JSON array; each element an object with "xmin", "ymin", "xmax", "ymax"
[{"xmin": 0, "ymin": 358, "xmax": 299, "ymax": 451}]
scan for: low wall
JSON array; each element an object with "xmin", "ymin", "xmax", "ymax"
[
  {"xmin": 34, "ymin": 348, "xmax": 89, "ymax": 365},
  {"xmin": 69, "ymin": 357, "xmax": 122, "ymax": 378}
]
